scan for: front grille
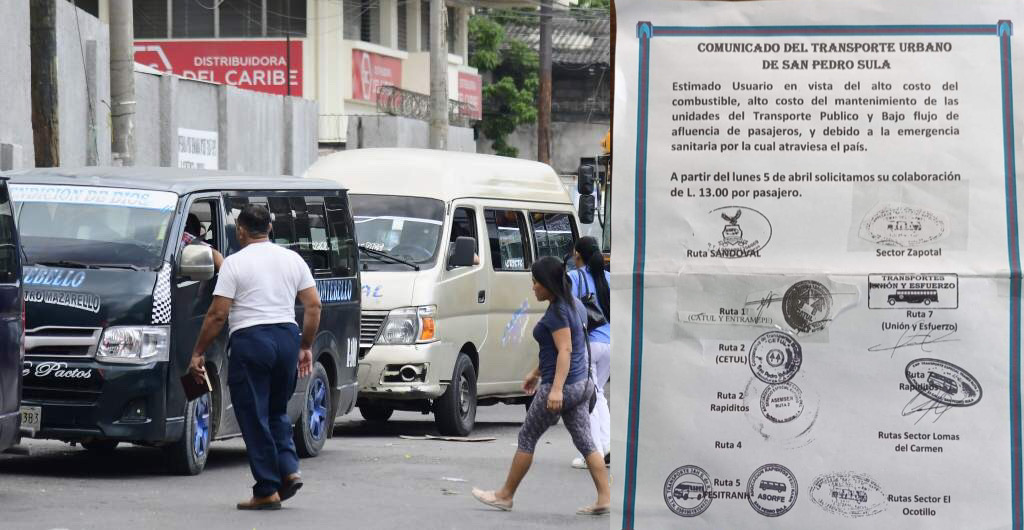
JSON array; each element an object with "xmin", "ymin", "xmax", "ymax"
[
  {"xmin": 22, "ymin": 387, "xmax": 101, "ymax": 404},
  {"xmin": 25, "ymin": 327, "xmax": 101, "ymax": 358},
  {"xmin": 360, "ymin": 311, "xmax": 388, "ymax": 349}
]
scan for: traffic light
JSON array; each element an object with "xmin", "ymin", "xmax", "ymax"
[
  {"xmin": 578, "ymin": 163, "xmax": 596, "ymax": 195},
  {"xmin": 579, "ymin": 194, "xmax": 596, "ymax": 224}
]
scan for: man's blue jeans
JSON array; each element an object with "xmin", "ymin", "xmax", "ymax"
[{"xmin": 228, "ymin": 323, "xmax": 301, "ymax": 498}]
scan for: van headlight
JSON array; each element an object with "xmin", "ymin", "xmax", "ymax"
[
  {"xmin": 377, "ymin": 306, "xmax": 437, "ymax": 345},
  {"xmin": 96, "ymin": 326, "xmax": 171, "ymax": 364}
]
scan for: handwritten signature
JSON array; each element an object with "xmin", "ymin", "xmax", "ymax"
[
  {"xmin": 744, "ymin": 291, "xmax": 782, "ymax": 321},
  {"xmin": 902, "ymin": 392, "xmax": 952, "ymax": 424},
  {"xmin": 868, "ymin": 325, "xmax": 958, "ymax": 358}
]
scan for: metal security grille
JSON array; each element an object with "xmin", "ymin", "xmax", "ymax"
[{"xmin": 398, "ymin": 0, "xmax": 408, "ymax": 51}]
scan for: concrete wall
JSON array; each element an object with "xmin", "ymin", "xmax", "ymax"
[
  {"xmin": 0, "ymin": 2, "xmax": 34, "ymax": 169},
  {"xmin": 56, "ymin": 0, "xmax": 111, "ymax": 166},
  {"xmin": 222, "ymin": 85, "xmax": 286, "ymax": 174},
  {"xmin": 345, "ymin": 116, "xmax": 475, "ymax": 152},
  {"xmin": 133, "ymin": 72, "xmax": 162, "ymax": 166},
  {"xmin": 477, "ymin": 121, "xmax": 608, "ymax": 175}
]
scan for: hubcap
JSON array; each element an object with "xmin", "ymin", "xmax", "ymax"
[
  {"xmin": 192, "ymin": 394, "xmax": 211, "ymax": 460},
  {"xmin": 308, "ymin": 377, "xmax": 328, "ymax": 441},
  {"xmin": 458, "ymin": 374, "xmax": 471, "ymax": 417}
]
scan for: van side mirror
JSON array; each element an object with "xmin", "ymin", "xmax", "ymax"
[
  {"xmin": 179, "ymin": 244, "xmax": 215, "ymax": 281},
  {"xmin": 579, "ymin": 194, "xmax": 596, "ymax": 224},
  {"xmin": 578, "ymin": 163, "xmax": 596, "ymax": 195},
  {"xmin": 449, "ymin": 236, "xmax": 476, "ymax": 268}
]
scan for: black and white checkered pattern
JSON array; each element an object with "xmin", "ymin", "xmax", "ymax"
[{"xmin": 152, "ymin": 263, "xmax": 172, "ymax": 324}]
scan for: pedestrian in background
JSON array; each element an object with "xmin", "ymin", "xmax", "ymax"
[
  {"xmin": 472, "ymin": 256, "xmax": 611, "ymax": 516},
  {"xmin": 568, "ymin": 236, "xmax": 611, "ymax": 469},
  {"xmin": 189, "ymin": 204, "xmax": 322, "ymax": 510}
]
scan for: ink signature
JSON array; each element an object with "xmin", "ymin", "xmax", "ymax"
[
  {"xmin": 868, "ymin": 325, "xmax": 958, "ymax": 358},
  {"xmin": 902, "ymin": 392, "xmax": 952, "ymax": 424},
  {"xmin": 744, "ymin": 291, "xmax": 782, "ymax": 321}
]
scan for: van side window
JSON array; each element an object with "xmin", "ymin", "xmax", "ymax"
[
  {"xmin": 324, "ymin": 196, "xmax": 358, "ymax": 277},
  {"xmin": 485, "ymin": 209, "xmax": 530, "ymax": 271},
  {"xmin": 530, "ymin": 212, "xmax": 576, "ymax": 261},
  {"xmin": 268, "ymin": 196, "xmax": 297, "ymax": 246},
  {"xmin": 0, "ymin": 187, "xmax": 17, "ymax": 283},
  {"xmin": 183, "ymin": 200, "xmax": 221, "ymax": 252},
  {"xmin": 302, "ymin": 199, "xmax": 334, "ymax": 275}
]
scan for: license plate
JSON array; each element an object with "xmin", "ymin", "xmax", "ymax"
[{"xmin": 19, "ymin": 406, "xmax": 40, "ymax": 434}]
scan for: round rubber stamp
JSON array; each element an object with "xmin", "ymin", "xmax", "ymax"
[
  {"xmin": 760, "ymin": 382, "xmax": 804, "ymax": 424},
  {"xmin": 664, "ymin": 465, "xmax": 714, "ymax": 517},
  {"xmin": 782, "ymin": 280, "xmax": 833, "ymax": 333},
  {"xmin": 749, "ymin": 331, "xmax": 802, "ymax": 384},
  {"xmin": 747, "ymin": 464, "xmax": 798, "ymax": 517}
]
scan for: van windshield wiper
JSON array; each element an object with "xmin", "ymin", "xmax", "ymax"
[
  {"xmin": 359, "ymin": 246, "xmax": 420, "ymax": 271},
  {"xmin": 33, "ymin": 260, "xmax": 98, "ymax": 269},
  {"xmin": 93, "ymin": 263, "xmax": 144, "ymax": 271}
]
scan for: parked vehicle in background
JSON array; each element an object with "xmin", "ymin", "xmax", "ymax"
[
  {"xmin": 0, "ymin": 177, "xmax": 24, "ymax": 453},
  {"xmin": 6, "ymin": 167, "xmax": 359, "ymax": 474},
  {"xmin": 306, "ymin": 148, "xmax": 580, "ymax": 435}
]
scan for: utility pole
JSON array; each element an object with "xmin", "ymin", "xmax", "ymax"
[
  {"xmin": 428, "ymin": 0, "xmax": 448, "ymax": 150},
  {"xmin": 109, "ymin": 0, "xmax": 136, "ymax": 165},
  {"xmin": 538, "ymin": 0, "xmax": 553, "ymax": 164},
  {"xmin": 30, "ymin": 0, "xmax": 59, "ymax": 167}
]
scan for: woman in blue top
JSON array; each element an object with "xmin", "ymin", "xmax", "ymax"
[
  {"xmin": 568, "ymin": 236, "xmax": 611, "ymax": 469},
  {"xmin": 472, "ymin": 256, "xmax": 611, "ymax": 516}
]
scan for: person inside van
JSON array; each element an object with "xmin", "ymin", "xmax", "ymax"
[
  {"xmin": 183, "ymin": 213, "xmax": 224, "ymax": 272},
  {"xmin": 472, "ymin": 256, "xmax": 611, "ymax": 516},
  {"xmin": 568, "ymin": 237, "xmax": 611, "ymax": 470}
]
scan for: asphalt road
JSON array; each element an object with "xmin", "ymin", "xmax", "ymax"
[{"xmin": 0, "ymin": 405, "xmax": 611, "ymax": 530}]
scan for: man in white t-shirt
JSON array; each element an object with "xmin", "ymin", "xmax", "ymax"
[{"xmin": 188, "ymin": 204, "xmax": 322, "ymax": 511}]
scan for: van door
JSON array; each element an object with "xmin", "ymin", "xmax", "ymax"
[
  {"xmin": 0, "ymin": 182, "xmax": 21, "ymax": 450},
  {"xmin": 171, "ymin": 194, "xmax": 233, "ymax": 437},
  {"xmin": 437, "ymin": 203, "xmax": 489, "ymax": 385},
  {"xmin": 479, "ymin": 208, "xmax": 535, "ymax": 395}
]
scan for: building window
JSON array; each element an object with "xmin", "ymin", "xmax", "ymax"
[
  {"xmin": 420, "ymin": 0, "xmax": 430, "ymax": 50},
  {"xmin": 133, "ymin": 0, "xmax": 168, "ymax": 38},
  {"xmin": 219, "ymin": 0, "xmax": 263, "ymax": 38},
  {"xmin": 397, "ymin": 0, "xmax": 408, "ymax": 51},
  {"xmin": 172, "ymin": 0, "xmax": 215, "ymax": 38},
  {"xmin": 446, "ymin": 6, "xmax": 455, "ymax": 51},
  {"xmin": 344, "ymin": 0, "xmax": 380, "ymax": 44},
  {"xmin": 267, "ymin": 0, "xmax": 306, "ymax": 36}
]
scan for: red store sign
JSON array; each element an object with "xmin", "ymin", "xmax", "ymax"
[
  {"xmin": 458, "ymin": 72, "xmax": 483, "ymax": 121},
  {"xmin": 134, "ymin": 40, "xmax": 303, "ymax": 97},
  {"xmin": 352, "ymin": 50, "xmax": 403, "ymax": 103}
]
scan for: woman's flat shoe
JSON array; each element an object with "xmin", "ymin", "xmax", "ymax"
[
  {"xmin": 472, "ymin": 488, "xmax": 513, "ymax": 512},
  {"xmin": 577, "ymin": 504, "xmax": 611, "ymax": 516}
]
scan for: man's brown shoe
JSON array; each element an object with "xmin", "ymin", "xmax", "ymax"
[
  {"xmin": 236, "ymin": 493, "xmax": 282, "ymax": 511},
  {"xmin": 279, "ymin": 473, "xmax": 304, "ymax": 502}
]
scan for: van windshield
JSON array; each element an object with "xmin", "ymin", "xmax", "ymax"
[
  {"xmin": 10, "ymin": 184, "xmax": 178, "ymax": 271},
  {"xmin": 350, "ymin": 194, "xmax": 444, "ymax": 270}
]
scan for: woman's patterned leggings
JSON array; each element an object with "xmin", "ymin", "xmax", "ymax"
[{"xmin": 518, "ymin": 380, "xmax": 597, "ymax": 455}]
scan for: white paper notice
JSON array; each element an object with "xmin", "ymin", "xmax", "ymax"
[
  {"xmin": 610, "ymin": 1, "xmax": 1024, "ymax": 528},
  {"xmin": 177, "ymin": 128, "xmax": 219, "ymax": 169}
]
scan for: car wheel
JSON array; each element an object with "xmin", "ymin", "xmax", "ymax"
[
  {"xmin": 359, "ymin": 401, "xmax": 394, "ymax": 422},
  {"xmin": 82, "ymin": 439, "xmax": 119, "ymax": 453},
  {"xmin": 164, "ymin": 392, "xmax": 212, "ymax": 476},
  {"xmin": 435, "ymin": 353, "xmax": 477, "ymax": 436},
  {"xmin": 295, "ymin": 362, "xmax": 332, "ymax": 458}
]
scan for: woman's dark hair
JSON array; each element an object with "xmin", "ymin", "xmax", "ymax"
[
  {"xmin": 575, "ymin": 236, "xmax": 610, "ymax": 321},
  {"xmin": 237, "ymin": 204, "xmax": 271, "ymax": 236},
  {"xmin": 531, "ymin": 256, "xmax": 572, "ymax": 305}
]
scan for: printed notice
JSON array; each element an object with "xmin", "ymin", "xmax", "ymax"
[
  {"xmin": 610, "ymin": 1, "xmax": 1024, "ymax": 529},
  {"xmin": 178, "ymin": 128, "xmax": 219, "ymax": 169}
]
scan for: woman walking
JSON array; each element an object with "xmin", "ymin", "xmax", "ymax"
[
  {"xmin": 569, "ymin": 236, "xmax": 611, "ymax": 469},
  {"xmin": 472, "ymin": 256, "xmax": 611, "ymax": 516}
]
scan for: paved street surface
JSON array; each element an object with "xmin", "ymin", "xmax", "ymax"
[{"xmin": 0, "ymin": 405, "xmax": 609, "ymax": 530}]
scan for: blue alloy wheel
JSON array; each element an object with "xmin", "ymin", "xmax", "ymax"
[
  {"xmin": 308, "ymin": 377, "xmax": 328, "ymax": 441},
  {"xmin": 192, "ymin": 393, "xmax": 211, "ymax": 459}
]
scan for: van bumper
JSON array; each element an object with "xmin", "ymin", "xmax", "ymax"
[
  {"xmin": 357, "ymin": 342, "xmax": 456, "ymax": 399},
  {"xmin": 20, "ymin": 360, "xmax": 173, "ymax": 443}
]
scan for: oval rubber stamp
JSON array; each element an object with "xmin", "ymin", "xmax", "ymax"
[
  {"xmin": 859, "ymin": 204, "xmax": 947, "ymax": 248},
  {"xmin": 760, "ymin": 382, "xmax": 804, "ymax": 424},
  {"xmin": 809, "ymin": 472, "xmax": 887, "ymax": 518},
  {"xmin": 782, "ymin": 280, "xmax": 832, "ymax": 333},
  {"xmin": 749, "ymin": 331, "xmax": 802, "ymax": 384},
  {"xmin": 747, "ymin": 464, "xmax": 798, "ymax": 517},
  {"xmin": 706, "ymin": 206, "xmax": 773, "ymax": 259},
  {"xmin": 905, "ymin": 358, "xmax": 982, "ymax": 407},
  {"xmin": 664, "ymin": 465, "xmax": 714, "ymax": 517}
]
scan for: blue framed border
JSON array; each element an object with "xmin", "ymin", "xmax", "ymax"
[{"xmin": 623, "ymin": 22, "xmax": 1022, "ymax": 530}]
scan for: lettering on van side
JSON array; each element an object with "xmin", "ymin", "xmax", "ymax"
[
  {"xmin": 502, "ymin": 300, "xmax": 530, "ymax": 347},
  {"xmin": 25, "ymin": 267, "xmax": 87, "ymax": 288},
  {"xmin": 317, "ymin": 278, "xmax": 355, "ymax": 303},
  {"xmin": 26, "ymin": 289, "xmax": 102, "ymax": 314}
]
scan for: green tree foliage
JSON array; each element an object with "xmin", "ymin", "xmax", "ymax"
[{"xmin": 469, "ymin": 15, "xmax": 540, "ymax": 157}]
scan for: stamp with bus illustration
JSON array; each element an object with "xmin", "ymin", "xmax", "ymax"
[{"xmin": 867, "ymin": 273, "xmax": 958, "ymax": 310}]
